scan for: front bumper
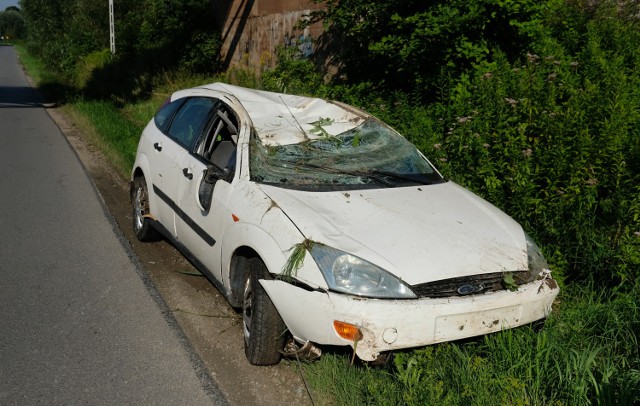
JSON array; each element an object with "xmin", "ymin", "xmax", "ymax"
[{"xmin": 260, "ymin": 279, "xmax": 559, "ymax": 361}]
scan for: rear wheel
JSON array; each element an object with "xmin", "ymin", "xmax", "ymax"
[
  {"xmin": 132, "ymin": 176, "xmax": 161, "ymax": 242},
  {"xmin": 242, "ymin": 257, "xmax": 286, "ymax": 365}
]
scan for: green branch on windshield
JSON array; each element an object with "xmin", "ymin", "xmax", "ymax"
[
  {"xmin": 308, "ymin": 117, "xmax": 342, "ymax": 145},
  {"xmin": 308, "ymin": 117, "xmax": 333, "ymax": 137}
]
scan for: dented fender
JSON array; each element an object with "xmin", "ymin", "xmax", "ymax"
[{"xmin": 221, "ymin": 221, "xmax": 328, "ymax": 290}]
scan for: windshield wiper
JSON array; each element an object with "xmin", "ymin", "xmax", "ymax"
[
  {"xmin": 286, "ymin": 162, "xmax": 397, "ymax": 187},
  {"xmin": 364, "ymin": 169, "xmax": 444, "ymax": 185}
]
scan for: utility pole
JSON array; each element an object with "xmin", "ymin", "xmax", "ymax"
[{"xmin": 109, "ymin": 0, "xmax": 115, "ymax": 55}]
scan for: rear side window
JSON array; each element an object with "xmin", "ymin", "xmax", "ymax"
[
  {"xmin": 154, "ymin": 98, "xmax": 185, "ymax": 132},
  {"xmin": 167, "ymin": 98, "xmax": 216, "ymax": 150}
]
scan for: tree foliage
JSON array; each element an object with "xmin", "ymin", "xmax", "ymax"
[
  {"xmin": 306, "ymin": 0, "xmax": 551, "ymax": 98},
  {"xmin": 0, "ymin": 8, "xmax": 25, "ymax": 39},
  {"xmin": 20, "ymin": 0, "xmax": 221, "ymax": 93}
]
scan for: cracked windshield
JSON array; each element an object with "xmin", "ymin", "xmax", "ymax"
[{"xmin": 250, "ymin": 118, "xmax": 444, "ymax": 190}]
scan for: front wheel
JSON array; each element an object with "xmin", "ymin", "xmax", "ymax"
[
  {"xmin": 243, "ymin": 257, "xmax": 286, "ymax": 365},
  {"xmin": 132, "ymin": 176, "xmax": 161, "ymax": 242}
]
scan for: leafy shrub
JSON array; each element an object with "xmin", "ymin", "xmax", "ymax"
[
  {"xmin": 0, "ymin": 9, "xmax": 26, "ymax": 39},
  {"xmin": 289, "ymin": 2, "xmax": 640, "ymax": 402},
  {"xmin": 261, "ymin": 47, "xmax": 325, "ymax": 96},
  {"xmin": 20, "ymin": 0, "xmax": 223, "ymax": 100},
  {"xmin": 74, "ymin": 49, "xmax": 112, "ymax": 89},
  {"xmin": 305, "ymin": 0, "xmax": 549, "ymax": 99},
  {"xmin": 428, "ymin": 21, "xmax": 640, "ymax": 287},
  {"xmin": 180, "ymin": 31, "xmax": 222, "ymax": 74}
]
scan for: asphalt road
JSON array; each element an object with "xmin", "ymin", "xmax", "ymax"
[{"xmin": 0, "ymin": 45, "xmax": 227, "ymax": 405}]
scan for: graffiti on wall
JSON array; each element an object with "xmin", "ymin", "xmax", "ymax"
[
  {"xmin": 284, "ymin": 32, "xmax": 314, "ymax": 57},
  {"xmin": 222, "ymin": 6, "xmax": 322, "ymax": 70}
]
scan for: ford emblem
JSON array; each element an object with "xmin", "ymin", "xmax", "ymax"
[{"xmin": 457, "ymin": 284, "xmax": 478, "ymax": 295}]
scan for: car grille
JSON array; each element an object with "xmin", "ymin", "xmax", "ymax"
[{"xmin": 411, "ymin": 271, "xmax": 531, "ymax": 298}]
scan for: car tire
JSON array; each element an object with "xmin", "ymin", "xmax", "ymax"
[
  {"xmin": 132, "ymin": 176, "xmax": 161, "ymax": 242},
  {"xmin": 243, "ymin": 257, "xmax": 286, "ymax": 365}
]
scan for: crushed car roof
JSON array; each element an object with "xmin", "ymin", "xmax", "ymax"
[{"xmin": 196, "ymin": 83, "xmax": 366, "ymax": 146}]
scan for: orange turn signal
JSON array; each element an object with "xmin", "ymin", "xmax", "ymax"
[
  {"xmin": 333, "ymin": 321, "xmax": 363, "ymax": 342},
  {"xmin": 231, "ymin": 214, "xmax": 240, "ymax": 222}
]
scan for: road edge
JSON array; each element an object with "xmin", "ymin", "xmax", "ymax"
[{"xmin": 16, "ymin": 49, "xmax": 230, "ymax": 405}]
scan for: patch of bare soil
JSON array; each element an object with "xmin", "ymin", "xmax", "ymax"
[{"xmin": 47, "ymin": 107, "xmax": 313, "ymax": 406}]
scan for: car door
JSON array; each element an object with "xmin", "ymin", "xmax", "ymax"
[
  {"xmin": 174, "ymin": 102, "xmax": 240, "ymax": 282},
  {"xmin": 151, "ymin": 97, "xmax": 216, "ymax": 237},
  {"xmin": 144, "ymin": 97, "xmax": 187, "ymax": 229}
]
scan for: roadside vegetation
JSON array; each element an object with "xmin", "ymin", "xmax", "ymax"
[
  {"xmin": 0, "ymin": 5, "xmax": 24, "ymax": 42},
  {"xmin": 13, "ymin": 0, "xmax": 640, "ymax": 404}
]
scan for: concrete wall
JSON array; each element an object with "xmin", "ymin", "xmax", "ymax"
[{"xmin": 218, "ymin": 0, "xmax": 324, "ymax": 71}]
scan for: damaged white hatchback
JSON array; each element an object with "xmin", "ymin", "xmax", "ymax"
[{"xmin": 131, "ymin": 82, "xmax": 559, "ymax": 365}]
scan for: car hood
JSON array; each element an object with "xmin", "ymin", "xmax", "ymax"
[{"xmin": 258, "ymin": 182, "xmax": 528, "ymax": 285}]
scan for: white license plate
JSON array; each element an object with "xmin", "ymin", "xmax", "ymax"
[{"xmin": 434, "ymin": 305, "xmax": 523, "ymax": 340}]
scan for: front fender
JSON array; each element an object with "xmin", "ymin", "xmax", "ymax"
[{"xmin": 221, "ymin": 221, "xmax": 328, "ymax": 291}]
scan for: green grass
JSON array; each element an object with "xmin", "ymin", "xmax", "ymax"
[
  {"xmin": 13, "ymin": 42, "xmax": 46, "ymax": 84},
  {"xmin": 16, "ymin": 43, "xmax": 139, "ymax": 177},
  {"xmin": 64, "ymin": 101, "xmax": 143, "ymax": 177}
]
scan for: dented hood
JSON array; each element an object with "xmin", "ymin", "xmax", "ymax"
[{"xmin": 259, "ymin": 182, "xmax": 528, "ymax": 285}]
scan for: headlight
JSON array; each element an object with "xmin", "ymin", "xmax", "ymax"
[
  {"xmin": 525, "ymin": 233, "xmax": 551, "ymax": 281},
  {"xmin": 310, "ymin": 244, "xmax": 417, "ymax": 299}
]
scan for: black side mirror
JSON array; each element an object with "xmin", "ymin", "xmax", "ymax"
[
  {"xmin": 198, "ymin": 165, "xmax": 230, "ymax": 211},
  {"xmin": 203, "ymin": 164, "xmax": 230, "ymax": 183}
]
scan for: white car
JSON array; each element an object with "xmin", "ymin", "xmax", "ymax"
[{"xmin": 131, "ymin": 83, "xmax": 559, "ymax": 365}]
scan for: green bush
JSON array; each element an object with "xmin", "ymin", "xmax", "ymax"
[
  {"xmin": 427, "ymin": 22, "xmax": 640, "ymax": 287},
  {"xmin": 261, "ymin": 47, "xmax": 325, "ymax": 96},
  {"xmin": 0, "ymin": 9, "xmax": 25, "ymax": 39},
  {"xmin": 281, "ymin": 1, "xmax": 640, "ymax": 403},
  {"xmin": 305, "ymin": 0, "xmax": 549, "ymax": 99},
  {"xmin": 74, "ymin": 49, "xmax": 112, "ymax": 89},
  {"xmin": 20, "ymin": 0, "xmax": 223, "ymax": 100},
  {"xmin": 180, "ymin": 31, "xmax": 222, "ymax": 74}
]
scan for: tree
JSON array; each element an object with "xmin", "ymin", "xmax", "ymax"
[
  {"xmin": 21, "ymin": 0, "xmax": 221, "ymax": 77},
  {"xmin": 306, "ymin": 0, "xmax": 547, "ymax": 99},
  {"xmin": 0, "ymin": 8, "xmax": 25, "ymax": 39}
]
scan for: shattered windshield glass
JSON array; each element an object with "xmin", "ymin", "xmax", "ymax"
[{"xmin": 250, "ymin": 118, "xmax": 444, "ymax": 190}]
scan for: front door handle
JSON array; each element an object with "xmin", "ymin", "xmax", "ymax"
[
  {"xmin": 153, "ymin": 142, "xmax": 162, "ymax": 151},
  {"xmin": 182, "ymin": 168, "xmax": 193, "ymax": 180}
]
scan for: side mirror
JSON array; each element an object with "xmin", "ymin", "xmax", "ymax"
[
  {"xmin": 203, "ymin": 164, "xmax": 230, "ymax": 183},
  {"xmin": 198, "ymin": 165, "xmax": 230, "ymax": 211}
]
